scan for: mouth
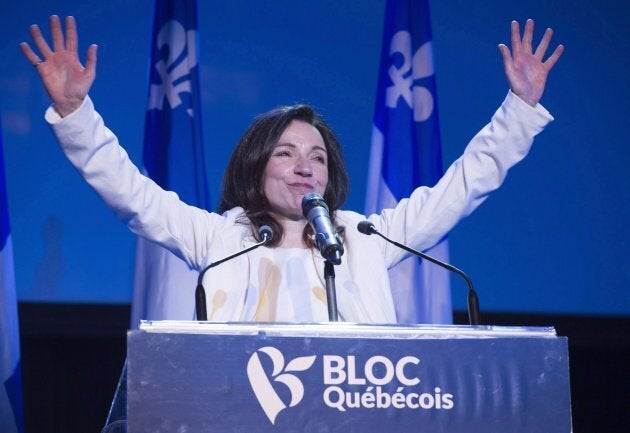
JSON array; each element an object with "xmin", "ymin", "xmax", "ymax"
[{"xmin": 287, "ymin": 183, "xmax": 316, "ymax": 194}]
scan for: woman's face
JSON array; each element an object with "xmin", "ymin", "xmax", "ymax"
[{"xmin": 261, "ymin": 120, "xmax": 329, "ymax": 221}]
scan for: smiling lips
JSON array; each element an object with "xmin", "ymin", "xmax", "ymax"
[{"xmin": 287, "ymin": 182, "xmax": 316, "ymax": 194}]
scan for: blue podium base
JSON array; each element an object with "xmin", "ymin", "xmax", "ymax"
[{"xmin": 109, "ymin": 322, "xmax": 571, "ymax": 433}]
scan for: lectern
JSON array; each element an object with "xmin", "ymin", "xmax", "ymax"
[{"xmin": 103, "ymin": 322, "xmax": 572, "ymax": 432}]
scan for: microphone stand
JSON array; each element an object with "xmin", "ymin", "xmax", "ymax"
[
  {"xmin": 323, "ymin": 260, "xmax": 339, "ymax": 321},
  {"xmin": 195, "ymin": 241, "xmax": 265, "ymax": 321},
  {"xmin": 374, "ymin": 231, "xmax": 481, "ymax": 326},
  {"xmin": 301, "ymin": 193, "xmax": 343, "ymax": 322},
  {"xmin": 195, "ymin": 227, "xmax": 272, "ymax": 321},
  {"xmin": 358, "ymin": 221, "xmax": 481, "ymax": 326}
]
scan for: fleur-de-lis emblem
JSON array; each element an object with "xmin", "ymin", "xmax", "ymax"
[
  {"xmin": 386, "ymin": 30, "xmax": 434, "ymax": 122},
  {"xmin": 147, "ymin": 20, "xmax": 198, "ymax": 117}
]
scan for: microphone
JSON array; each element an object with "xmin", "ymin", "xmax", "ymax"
[
  {"xmin": 302, "ymin": 193, "xmax": 344, "ymax": 265},
  {"xmin": 357, "ymin": 221, "xmax": 481, "ymax": 326},
  {"xmin": 195, "ymin": 225, "xmax": 273, "ymax": 321}
]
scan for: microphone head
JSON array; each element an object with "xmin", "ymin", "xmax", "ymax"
[
  {"xmin": 258, "ymin": 225, "xmax": 273, "ymax": 242},
  {"xmin": 357, "ymin": 220, "xmax": 376, "ymax": 235},
  {"xmin": 301, "ymin": 192, "xmax": 328, "ymax": 218}
]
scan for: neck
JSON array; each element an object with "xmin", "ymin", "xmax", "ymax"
[{"xmin": 275, "ymin": 216, "xmax": 309, "ymax": 248}]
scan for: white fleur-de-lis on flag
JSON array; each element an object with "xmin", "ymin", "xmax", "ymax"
[
  {"xmin": 147, "ymin": 20, "xmax": 198, "ymax": 116},
  {"xmin": 385, "ymin": 30, "xmax": 434, "ymax": 122}
]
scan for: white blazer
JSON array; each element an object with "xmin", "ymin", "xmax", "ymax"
[{"xmin": 47, "ymin": 91, "xmax": 552, "ymax": 323}]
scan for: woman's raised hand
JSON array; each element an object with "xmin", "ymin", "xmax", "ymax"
[
  {"xmin": 20, "ymin": 15, "xmax": 97, "ymax": 117},
  {"xmin": 498, "ymin": 19, "xmax": 564, "ymax": 107}
]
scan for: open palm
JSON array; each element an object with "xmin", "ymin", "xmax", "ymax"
[
  {"xmin": 20, "ymin": 15, "xmax": 97, "ymax": 117},
  {"xmin": 499, "ymin": 19, "xmax": 564, "ymax": 107}
]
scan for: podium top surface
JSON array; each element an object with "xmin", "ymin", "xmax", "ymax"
[{"xmin": 137, "ymin": 320, "xmax": 557, "ymax": 339}]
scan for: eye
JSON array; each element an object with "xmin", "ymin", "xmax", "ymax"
[
  {"xmin": 312, "ymin": 154, "xmax": 327, "ymax": 164},
  {"xmin": 274, "ymin": 150, "xmax": 291, "ymax": 157}
]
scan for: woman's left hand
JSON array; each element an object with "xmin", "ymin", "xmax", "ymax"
[
  {"xmin": 499, "ymin": 19, "xmax": 564, "ymax": 107},
  {"xmin": 20, "ymin": 15, "xmax": 97, "ymax": 117}
]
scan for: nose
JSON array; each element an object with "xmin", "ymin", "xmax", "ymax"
[{"xmin": 294, "ymin": 157, "xmax": 313, "ymax": 177}]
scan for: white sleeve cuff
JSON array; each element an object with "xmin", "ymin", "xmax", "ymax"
[
  {"xmin": 506, "ymin": 90, "xmax": 554, "ymax": 122},
  {"xmin": 44, "ymin": 96, "xmax": 93, "ymax": 125}
]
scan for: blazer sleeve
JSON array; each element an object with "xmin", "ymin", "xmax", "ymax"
[
  {"xmin": 46, "ymin": 96, "xmax": 222, "ymax": 269},
  {"xmin": 368, "ymin": 91, "xmax": 554, "ymax": 268}
]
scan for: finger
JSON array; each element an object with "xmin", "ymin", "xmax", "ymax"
[
  {"xmin": 510, "ymin": 20, "xmax": 522, "ymax": 54},
  {"xmin": 85, "ymin": 44, "xmax": 98, "ymax": 74},
  {"xmin": 65, "ymin": 16, "xmax": 78, "ymax": 53},
  {"xmin": 498, "ymin": 44, "xmax": 516, "ymax": 85},
  {"xmin": 50, "ymin": 15, "xmax": 65, "ymax": 52},
  {"xmin": 534, "ymin": 28, "xmax": 553, "ymax": 60},
  {"xmin": 498, "ymin": 43, "xmax": 513, "ymax": 69},
  {"xmin": 19, "ymin": 42, "xmax": 42, "ymax": 65},
  {"xmin": 544, "ymin": 44, "xmax": 565, "ymax": 70},
  {"xmin": 522, "ymin": 19, "xmax": 534, "ymax": 53},
  {"xmin": 29, "ymin": 24, "xmax": 53, "ymax": 57}
]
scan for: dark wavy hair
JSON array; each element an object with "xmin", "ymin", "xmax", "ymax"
[{"xmin": 218, "ymin": 104, "xmax": 349, "ymax": 247}]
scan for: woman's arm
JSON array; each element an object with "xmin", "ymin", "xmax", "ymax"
[{"xmin": 371, "ymin": 19, "xmax": 563, "ymax": 266}]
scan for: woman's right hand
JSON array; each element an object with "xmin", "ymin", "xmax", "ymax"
[{"xmin": 20, "ymin": 15, "xmax": 97, "ymax": 117}]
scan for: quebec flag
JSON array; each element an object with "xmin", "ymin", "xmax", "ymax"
[
  {"xmin": 365, "ymin": 0, "xmax": 452, "ymax": 324},
  {"xmin": 0, "ymin": 120, "xmax": 24, "ymax": 433},
  {"xmin": 132, "ymin": 0, "xmax": 210, "ymax": 327}
]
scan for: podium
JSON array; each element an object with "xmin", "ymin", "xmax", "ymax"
[{"xmin": 104, "ymin": 322, "xmax": 572, "ymax": 432}]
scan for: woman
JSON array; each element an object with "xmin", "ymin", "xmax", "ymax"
[{"xmin": 20, "ymin": 16, "xmax": 563, "ymax": 323}]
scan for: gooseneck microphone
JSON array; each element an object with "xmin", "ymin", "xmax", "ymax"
[
  {"xmin": 302, "ymin": 193, "xmax": 344, "ymax": 265},
  {"xmin": 195, "ymin": 225, "xmax": 273, "ymax": 321},
  {"xmin": 357, "ymin": 220, "xmax": 481, "ymax": 326}
]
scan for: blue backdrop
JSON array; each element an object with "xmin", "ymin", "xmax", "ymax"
[{"xmin": 0, "ymin": 0, "xmax": 628, "ymax": 315}]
